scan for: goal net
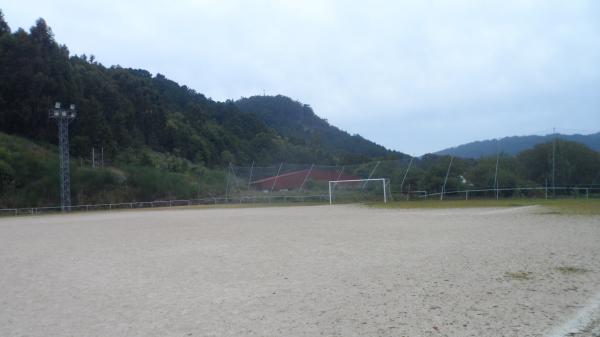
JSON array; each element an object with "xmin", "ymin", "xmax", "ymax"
[{"xmin": 328, "ymin": 178, "xmax": 391, "ymax": 204}]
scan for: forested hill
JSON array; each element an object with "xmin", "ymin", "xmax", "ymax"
[
  {"xmin": 236, "ymin": 95, "xmax": 405, "ymax": 162},
  {"xmin": 436, "ymin": 133, "xmax": 600, "ymax": 158},
  {"xmin": 0, "ymin": 12, "xmax": 399, "ymax": 167}
]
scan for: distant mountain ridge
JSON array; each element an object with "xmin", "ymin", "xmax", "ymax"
[{"xmin": 436, "ymin": 132, "xmax": 600, "ymax": 158}]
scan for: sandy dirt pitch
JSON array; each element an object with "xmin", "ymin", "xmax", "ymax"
[{"xmin": 1, "ymin": 205, "xmax": 600, "ymax": 337}]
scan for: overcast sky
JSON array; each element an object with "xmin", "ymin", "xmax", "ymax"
[{"xmin": 3, "ymin": 0, "xmax": 600, "ymax": 155}]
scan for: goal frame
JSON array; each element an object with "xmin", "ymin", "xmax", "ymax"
[{"xmin": 328, "ymin": 178, "xmax": 388, "ymax": 204}]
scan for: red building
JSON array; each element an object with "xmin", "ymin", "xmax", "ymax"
[{"xmin": 251, "ymin": 168, "xmax": 360, "ymax": 191}]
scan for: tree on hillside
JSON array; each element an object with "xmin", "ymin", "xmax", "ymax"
[
  {"xmin": 0, "ymin": 10, "xmax": 10, "ymax": 36},
  {"xmin": 517, "ymin": 140, "xmax": 600, "ymax": 186},
  {"xmin": 0, "ymin": 13, "xmax": 358, "ymax": 167}
]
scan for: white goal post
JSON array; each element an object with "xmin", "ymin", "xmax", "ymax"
[{"xmin": 328, "ymin": 178, "xmax": 389, "ymax": 204}]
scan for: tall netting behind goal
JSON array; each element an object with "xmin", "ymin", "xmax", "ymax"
[
  {"xmin": 226, "ymin": 161, "xmax": 401, "ymax": 203},
  {"xmin": 328, "ymin": 178, "xmax": 391, "ymax": 204},
  {"xmin": 224, "ymin": 155, "xmax": 600, "ymax": 204}
]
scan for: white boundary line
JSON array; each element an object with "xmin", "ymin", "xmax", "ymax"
[{"xmin": 546, "ymin": 291, "xmax": 600, "ymax": 337}]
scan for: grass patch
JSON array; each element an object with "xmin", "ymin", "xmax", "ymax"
[
  {"xmin": 370, "ymin": 199, "xmax": 535, "ymax": 209},
  {"xmin": 540, "ymin": 199, "xmax": 600, "ymax": 215},
  {"xmin": 556, "ymin": 266, "xmax": 590, "ymax": 274},
  {"xmin": 369, "ymin": 198, "xmax": 600, "ymax": 215},
  {"xmin": 504, "ymin": 271, "xmax": 533, "ymax": 281}
]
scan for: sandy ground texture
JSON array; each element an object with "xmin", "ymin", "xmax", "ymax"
[{"xmin": 1, "ymin": 205, "xmax": 600, "ymax": 337}]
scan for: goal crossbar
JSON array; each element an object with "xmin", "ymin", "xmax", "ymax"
[{"xmin": 328, "ymin": 178, "xmax": 388, "ymax": 204}]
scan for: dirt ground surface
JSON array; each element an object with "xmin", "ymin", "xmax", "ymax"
[{"xmin": 1, "ymin": 205, "xmax": 600, "ymax": 337}]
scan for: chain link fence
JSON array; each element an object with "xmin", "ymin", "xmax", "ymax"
[{"xmin": 2, "ymin": 158, "xmax": 599, "ymax": 216}]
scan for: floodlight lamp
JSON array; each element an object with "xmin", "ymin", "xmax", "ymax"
[
  {"xmin": 70, "ymin": 104, "xmax": 75, "ymax": 110},
  {"xmin": 54, "ymin": 111, "xmax": 59, "ymax": 117},
  {"xmin": 62, "ymin": 111, "xmax": 67, "ymax": 117},
  {"xmin": 71, "ymin": 112, "xmax": 76, "ymax": 118},
  {"xmin": 55, "ymin": 102, "xmax": 61, "ymax": 109}
]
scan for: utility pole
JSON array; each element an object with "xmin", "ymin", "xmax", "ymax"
[{"xmin": 49, "ymin": 102, "xmax": 77, "ymax": 211}]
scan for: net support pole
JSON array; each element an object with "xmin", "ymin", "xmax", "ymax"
[
  {"xmin": 299, "ymin": 164, "xmax": 314, "ymax": 192},
  {"xmin": 441, "ymin": 156, "xmax": 453, "ymax": 201},
  {"xmin": 329, "ymin": 178, "xmax": 387, "ymax": 204},
  {"xmin": 552, "ymin": 129, "xmax": 556, "ymax": 197},
  {"xmin": 247, "ymin": 161, "xmax": 254, "ymax": 190},
  {"xmin": 362, "ymin": 161, "xmax": 381, "ymax": 189},
  {"xmin": 400, "ymin": 157, "xmax": 413, "ymax": 198},
  {"xmin": 270, "ymin": 162, "xmax": 284, "ymax": 193},
  {"xmin": 229, "ymin": 163, "xmax": 239, "ymax": 195},
  {"xmin": 494, "ymin": 146, "xmax": 500, "ymax": 200},
  {"xmin": 225, "ymin": 162, "xmax": 231, "ymax": 202}
]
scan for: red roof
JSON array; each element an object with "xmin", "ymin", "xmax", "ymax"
[{"xmin": 251, "ymin": 168, "xmax": 360, "ymax": 191}]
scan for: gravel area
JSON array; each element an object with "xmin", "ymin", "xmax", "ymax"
[{"xmin": 1, "ymin": 205, "xmax": 600, "ymax": 337}]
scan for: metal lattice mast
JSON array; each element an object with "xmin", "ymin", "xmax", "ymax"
[{"xmin": 49, "ymin": 102, "xmax": 76, "ymax": 212}]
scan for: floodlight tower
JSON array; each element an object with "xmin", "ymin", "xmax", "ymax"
[{"xmin": 49, "ymin": 102, "xmax": 77, "ymax": 211}]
